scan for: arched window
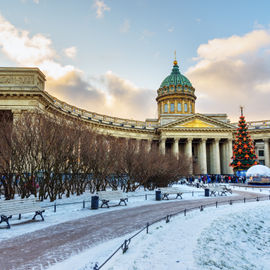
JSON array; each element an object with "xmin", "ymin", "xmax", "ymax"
[
  {"xmin": 164, "ymin": 104, "xmax": 168, "ymax": 113},
  {"xmin": 177, "ymin": 103, "xmax": 182, "ymax": 112},
  {"xmin": 184, "ymin": 103, "xmax": 188, "ymax": 112},
  {"xmin": 170, "ymin": 103, "xmax": 174, "ymax": 112}
]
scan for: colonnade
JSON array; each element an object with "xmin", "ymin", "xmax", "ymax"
[{"xmin": 158, "ymin": 137, "xmax": 233, "ymax": 175}]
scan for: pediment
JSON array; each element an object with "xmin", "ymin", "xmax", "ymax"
[{"xmin": 160, "ymin": 114, "xmax": 236, "ymax": 130}]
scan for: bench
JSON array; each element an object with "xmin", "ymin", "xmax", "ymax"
[
  {"xmin": 0, "ymin": 197, "xmax": 45, "ymax": 229},
  {"xmin": 159, "ymin": 187, "xmax": 183, "ymax": 200},
  {"xmin": 97, "ymin": 190, "xmax": 128, "ymax": 208},
  {"xmin": 209, "ymin": 186, "xmax": 230, "ymax": 196}
]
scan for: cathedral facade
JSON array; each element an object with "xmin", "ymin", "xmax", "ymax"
[{"xmin": 0, "ymin": 61, "xmax": 270, "ymax": 175}]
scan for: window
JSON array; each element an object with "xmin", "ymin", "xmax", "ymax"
[
  {"xmin": 184, "ymin": 103, "xmax": 188, "ymax": 112},
  {"xmin": 164, "ymin": 104, "xmax": 168, "ymax": 112},
  {"xmin": 190, "ymin": 104, "xmax": 192, "ymax": 113},
  {"xmin": 177, "ymin": 103, "xmax": 182, "ymax": 112},
  {"xmin": 259, "ymin": 150, "xmax": 264, "ymax": 157},
  {"xmin": 170, "ymin": 103, "xmax": 174, "ymax": 112}
]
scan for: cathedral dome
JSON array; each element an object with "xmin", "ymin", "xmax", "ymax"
[
  {"xmin": 156, "ymin": 59, "xmax": 196, "ymax": 118},
  {"xmin": 160, "ymin": 60, "xmax": 192, "ymax": 88}
]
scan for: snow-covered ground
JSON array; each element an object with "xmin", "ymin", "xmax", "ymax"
[
  {"xmin": 47, "ymin": 198, "xmax": 270, "ymax": 270},
  {"xmin": 0, "ymin": 185, "xmax": 208, "ymax": 241},
  {"xmin": 2, "ymin": 184, "xmax": 270, "ymax": 270}
]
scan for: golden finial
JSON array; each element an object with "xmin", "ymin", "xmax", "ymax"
[{"xmin": 173, "ymin": 50, "xmax": 178, "ymax": 65}]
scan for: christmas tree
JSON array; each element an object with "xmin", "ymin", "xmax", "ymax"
[{"xmin": 230, "ymin": 107, "xmax": 258, "ymax": 171}]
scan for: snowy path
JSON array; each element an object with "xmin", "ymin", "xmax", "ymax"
[{"xmin": 0, "ymin": 191, "xmax": 263, "ymax": 270}]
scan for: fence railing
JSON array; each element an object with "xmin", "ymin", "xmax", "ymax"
[{"xmin": 93, "ymin": 194, "xmax": 270, "ymax": 270}]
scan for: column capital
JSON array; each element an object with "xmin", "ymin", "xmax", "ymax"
[
  {"xmin": 160, "ymin": 137, "xmax": 166, "ymax": 142},
  {"xmin": 201, "ymin": 138, "xmax": 207, "ymax": 143},
  {"xmin": 187, "ymin": 138, "xmax": 193, "ymax": 143},
  {"xmin": 214, "ymin": 138, "xmax": 220, "ymax": 143},
  {"xmin": 174, "ymin": 138, "xmax": 180, "ymax": 142}
]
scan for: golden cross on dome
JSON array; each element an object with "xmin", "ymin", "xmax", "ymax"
[{"xmin": 173, "ymin": 50, "xmax": 178, "ymax": 65}]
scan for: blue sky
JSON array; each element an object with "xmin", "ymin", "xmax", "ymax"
[{"xmin": 1, "ymin": 0, "xmax": 270, "ymax": 121}]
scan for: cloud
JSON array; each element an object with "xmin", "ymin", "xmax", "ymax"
[
  {"xmin": 93, "ymin": 0, "xmax": 110, "ymax": 18},
  {"xmin": 168, "ymin": 27, "xmax": 174, "ymax": 33},
  {"xmin": 120, "ymin": 19, "xmax": 130, "ymax": 33},
  {"xmin": 64, "ymin": 46, "xmax": 77, "ymax": 59},
  {"xmin": 187, "ymin": 29, "xmax": 270, "ymax": 121},
  {"xmin": 47, "ymin": 70, "xmax": 156, "ymax": 120},
  {"xmin": 33, "ymin": 0, "xmax": 39, "ymax": 3},
  {"xmin": 0, "ymin": 13, "xmax": 155, "ymax": 120}
]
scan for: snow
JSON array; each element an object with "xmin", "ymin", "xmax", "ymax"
[
  {"xmin": 2, "ymin": 184, "xmax": 270, "ymax": 270},
  {"xmin": 0, "ymin": 185, "xmax": 208, "ymax": 242},
  {"xmin": 246, "ymin": 164, "xmax": 270, "ymax": 177},
  {"xmin": 47, "ymin": 199, "xmax": 270, "ymax": 270}
]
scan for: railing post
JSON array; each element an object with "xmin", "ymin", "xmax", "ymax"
[
  {"xmin": 200, "ymin": 205, "xmax": 203, "ymax": 211},
  {"xmin": 145, "ymin": 194, "xmax": 147, "ymax": 200},
  {"xmin": 146, "ymin": 222, "xmax": 149, "ymax": 234},
  {"xmin": 166, "ymin": 215, "xmax": 170, "ymax": 223},
  {"xmin": 83, "ymin": 200, "xmax": 85, "ymax": 208},
  {"xmin": 256, "ymin": 197, "xmax": 259, "ymax": 202},
  {"xmin": 54, "ymin": 203, "xmax": 56, "ymax": 212},
  {"xmin": 230, "ymin": 200, "xmax": 232, "ymax": 205},
  {"xmin": 184, "ymin": 209, "xmax": 186, "ymax": 216},
  {"xmin": 192, "ymin": 191, "xmax": 194, "ymax": 197},
  {"xmin": 216, "ymin": 201, "xmax": 218, "ymax": 208},
  {"xmin": 244, "ymin": 197, "xmax": 246, "ymax": 203}
]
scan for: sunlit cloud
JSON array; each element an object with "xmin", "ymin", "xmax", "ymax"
[
  {"xmin": 0, "ymin": 13, "xmax": 155, "ymax": 120},
  {"xmin": 64, "ymin": 46, "xmax": 77, "ymax": 59},
  {"xmin": 187, "ymin": 29, "xmax": 270, "ymax": 121},
  {"xmin": 93, "ymin": 0, "xmax": 110, "ymax": 18}
]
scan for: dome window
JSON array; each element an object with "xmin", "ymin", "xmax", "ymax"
[
  {"xmin": 177, "ymin": 103, "xmax": 182, "ymax": 112},
  {"xmin": 170, "ymin": 103, "xmax": 174, "ymax": 112},
  {"xmin": 164, "ymin": 104, "xmax": 168, "ymax": 113},
  {"xmin": 184, "ymin": 103, "xmax": 188, "ymax": 112}
]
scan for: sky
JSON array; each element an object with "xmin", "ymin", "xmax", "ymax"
[{"xmin": 1, "ymin": 0, "xmax": 270, "ymax": 122}]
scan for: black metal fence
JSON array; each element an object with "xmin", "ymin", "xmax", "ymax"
[{"xmin": 93, "ymin": 194, "xmax": 270, "ymax": 270}]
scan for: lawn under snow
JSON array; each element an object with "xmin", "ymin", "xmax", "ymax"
[{"xmin": 47, "ymin": 199, "xmax": 270, "ymax": 270}]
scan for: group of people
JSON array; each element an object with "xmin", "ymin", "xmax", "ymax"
[{"xmin": 187, "ymin": 174, "xmax": 247, "ymax": 184}]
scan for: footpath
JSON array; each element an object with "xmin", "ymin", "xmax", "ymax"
[{"xmin": 0, "ymin": 191, "xmax": 262, "ymax": 270}]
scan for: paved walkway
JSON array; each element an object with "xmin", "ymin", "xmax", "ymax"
[{"xmin": 0, "ymin": 191, "xmax": 266, "ymax": 270}]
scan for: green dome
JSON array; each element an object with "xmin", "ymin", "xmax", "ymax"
[{"xmin": 160, "ymin": 61, "xmax": 192, "ymax": 88}]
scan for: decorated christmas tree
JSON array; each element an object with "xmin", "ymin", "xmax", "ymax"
[{"xmin": 230, "ymin": 107, "xmax": 258, "ymax": 171}]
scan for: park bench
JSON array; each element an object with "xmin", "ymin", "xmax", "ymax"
[
  {"xmin": 97, "ymin": 190, "xmax": 128, "ymax": 208},
  {"xmin": 0, "ymin": 197, "xmax": 45, "ymax": 229},
  {"xmin": 159, "ymin": 187, "xmax": 183, "ymax": 200},
  {"xmin": 209, "ymin": 185, "xmax": 230, "ymax": 196}
]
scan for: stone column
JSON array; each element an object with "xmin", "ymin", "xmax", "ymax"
[
  {"xmin": 172, "ymin": 138, "xmax": 179, "ymax": 158},
  {"xmin": 185, "ymin": 138, "xmax": 193, "ymax": 174},
  {"xmin": 226, "ymin": 139, "xmax": 233, "ymax": 174},
  {"xmin": 212, "ymin": 138, "xmax": 221, "ymax": 174},
  {"xmin": 220, "ymin": 141, "xmax": 227, "ymax": 174},
  {"xmin": 264, "ymin": 139, "xmax": 270, "ymax": 167},
  {"xmin": 199, "ymin": 138, "xmax": 207, "ymax": 174},
  {"xmin": 159, "ymin": 138, "xmax": 166, "ymax": 155},
  {"xmin": 146, "ymin": 139, "xmax": 152, "ymax": 152}
]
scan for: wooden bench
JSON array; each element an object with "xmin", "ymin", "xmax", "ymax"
[
  {"xmin": 97, "ymin": 190, "xmax": 128, "ymax": 208},
  {"xmin": 0, "ymin": 198, "xmax": 45, "ymax": 229},
  {"xmin": 159, "ymin": 187, "xmax": 183, "ymax": 200}
]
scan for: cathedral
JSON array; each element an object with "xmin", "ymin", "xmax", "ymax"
[{"xmin": 0, "ymin": 60, "xmax": 269, "ymax": 175}]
